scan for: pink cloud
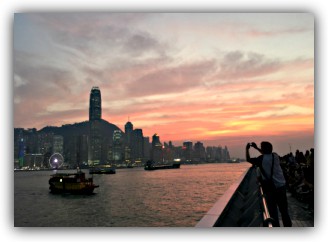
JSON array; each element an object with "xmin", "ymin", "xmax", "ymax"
[{"xmin": 125, "ymin": 60, "xmax": 217, "ymax": 96}]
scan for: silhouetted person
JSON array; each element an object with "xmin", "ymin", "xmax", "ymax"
[
  {"xmin": 246, "ymin": 141, "xmax": 292, "ymax": 227},
  {"xmin": 310, "ymin": 148, "xmax": 314, "ymax": 164},
  {"xmin": 302, "ymin": 148, "xmax": 314, "ymax": 210},
  {"xmin": 298, "ymin": 152, "xmax": 307, "ymax": 166},
  {"xmin": 288, "ymin": 152, "xmax": 296, "ymax": 166}
]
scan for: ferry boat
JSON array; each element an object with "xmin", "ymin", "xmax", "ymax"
[
  {"xmin": 144, "ymin": 160, "xmax": 180, "ymax": 170},
  {"xmin": 89, "ymin": 164, "xmax": 116, "ymax": 174},
  {"xmin": 49, "ymin": 169, "xmax": 99, "ymax": 194}
]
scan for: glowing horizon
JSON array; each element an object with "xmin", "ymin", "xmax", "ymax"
[{"xmin": 13, "ymin": 13, "xmax": 314, "ymax": 158}]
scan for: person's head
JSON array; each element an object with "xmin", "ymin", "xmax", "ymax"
[{"xmin": 261, "ymin": 141, "xmax": 273, "ymax": 154}]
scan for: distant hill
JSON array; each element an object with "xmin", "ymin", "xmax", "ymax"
[{"xmin": 39, "ymin": 119, "xmax": 124, "ymax": 139}]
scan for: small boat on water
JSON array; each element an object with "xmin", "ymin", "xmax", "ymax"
[
  {"xmin": 227, "ymin": 158, "xmax": 241, "ymax": 163},
  {"xmin": 144, "ymin": 160, "xmax": 180, "ymax": 170},
  {"xmin": 89, "ymin": 164, "xmax": 116, "ymax": 174},
  {"xmin": 49, "ymin": 169, "xmax": 99, "ymax": 194}
]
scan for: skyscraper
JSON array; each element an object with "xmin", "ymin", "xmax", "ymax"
[
  {"xmin": 89, "ymin": 86, "xmax": 102, "ymax": 121},
  {"xmin": 151, "ymin": 134, "xmax": 163, "ymax": 164},
  {"xmin": 194, "ymin": 141, "xmax": 206, "ymax": 162},
  {"xmin": 124, "ymin": 121, "xmax": 133, "ymax": 146},
  {"xmin": 112, "ymin": 130, "xmax": 123, "ymax": 162},
  {"xmin": 183, "ymin": 141, "xmax": 193, "ymax": 162},
  {"xmin": 132, "ymin": 129, "xmax": 144, "ymax": 161},
  {"xmin": 89, "ymin": 87, "xmax": 102, "ymax": 165},
  {"xmin": 53, "ymin": 135, "xmax": 64, "ymax": 155}
]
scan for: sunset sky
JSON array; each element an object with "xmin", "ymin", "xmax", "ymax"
[{"xmin": 13, "ymin": 13, "xmax": 314, "ymax": 158}]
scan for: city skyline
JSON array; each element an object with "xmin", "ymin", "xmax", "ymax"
[{"xmin": 13, "ymin": 13, "xmax": 314, "ymax": 158}]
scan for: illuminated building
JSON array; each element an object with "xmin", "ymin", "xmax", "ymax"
[
  {"xmin": 124, "ymin": 120, "xmax": 145, "ymax": 163},
  {"xmin": 124, "ymin": 120, "xmax": 134, "ymax": 162},
  {"xmin": 112, "ymin": 130, "xmax": 123, "ymax": 162},
  {"xmin": 124, "ymin": 121, "xmax": 133, "ymax": 146},
  {"xmin": 89, "ymin": 86, "xmax": 101, "ymax": 121},
  {"xmin": 89, "ymin": 87, "xmax": 102, "ymax": 165},
  {"xmin": 53, "ymin": 135, "xmax": 64, "ymax": 155},
  {"xmin": 77, "ymin": 134, "xmax": 89, "ymax": 166},
  {"xmin": 38, "ymin": 132, "xmax": 54, "ymax": 155},
  {"xmin": 18, "ymin": 138, "xmax": 25, "ymax": 167}
]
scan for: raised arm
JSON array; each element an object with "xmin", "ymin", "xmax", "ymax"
[
  {"xmin": 246, "ymin": 142, "xmax": 262, "ymax": 166},
  {"xmin": 246, "ymin": 143, "xmax": 251, "ymax": 162}
]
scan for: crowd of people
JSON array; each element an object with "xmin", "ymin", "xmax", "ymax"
[
  {"xmin": 280, "ymin": 148, "xmax": 314, "ymax": 212},
  {"xmin": 246, "ymin": 142, "xmax": 314, "ymax": 226}
]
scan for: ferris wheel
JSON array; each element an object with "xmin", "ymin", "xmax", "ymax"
[{"xmin": 49, "ymin": 153, "xmax": 64, "ymax": 169}]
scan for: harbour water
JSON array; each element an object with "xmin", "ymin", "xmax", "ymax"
[{"xmin": 14, "ymin": 163, "xmax": 250, "ymax": 227}]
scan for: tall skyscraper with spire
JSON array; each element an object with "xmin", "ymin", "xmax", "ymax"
[
  {"xmin": 89, "ymin": 86, "xmax": 102, "ymax": 121},
  {"xmin": 89, "ymin": 86, "xmax": 102, "ymax": 165},
  {"xmin": 124, "ymin": 120, "xmax": 133, "ymax": 146}
]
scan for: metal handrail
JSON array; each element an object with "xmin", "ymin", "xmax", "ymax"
[
  {"xmin": 256, "ymin": 167, "xmax": 274, "ymax": 227},
  {"xmin": 259, "ymin": 185, "xmax": 274, "ymax": 227}
]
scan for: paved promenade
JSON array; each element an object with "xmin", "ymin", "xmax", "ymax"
[{"xmin": 284, "ymin": 192, "xmax": 314, "ymax": 227}]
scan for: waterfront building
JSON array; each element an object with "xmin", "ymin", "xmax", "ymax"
[
  {"xmin": 63, "ymin": 135, "xmax": 78, "ymax": 167},
  {"xmin": 89, "ymin": 120, "xmax": 102, "ymax": 165},
  {"xmin": 132, "ymin": 128, "xmax": 144, "ymax": 162},
  {"xmin": 124, "ymin": 121, "xmax": 133, "ymax": 147},
  {"xmin": 123, "ymin": 120, "xmax": 145, "ymax": 163},
  {"xmin": 194, "ymin": 141, "xmax": 206, "ymax": 162},
  {"xmin": 38, "ymin": 132, "xmax": 54, "ymax": 155},
  {"xmin": 18, "ymin": 138, "xmax": 25, "ymax": 168},
  {"xmin": 23, "ymin": 154, "xmax": 44, "ymax": 169},
  {"xmin": 112, "ymin": 130, "xmax": 123, "ymax": 163},
  {"xmin": 183, "ymin": 141, "xmax": 193, "ymax": 162},
  {"xmin": 163, "ymin": 141, "xmax": 175, "ymax": 163},
  {"xmin": 89, "ymin": 86, "xmax": 101, "ymax": 121},
  {"xmin": 151, "ymin": 134, "xmax": 163, "ymax": 164},
  {"xmin": 124, "ymin": 146, "xmax": 131, "ymax": 163},
  {"xmin": 89, "ymin": 87, "xmax": 102, "ymax": 165},
  {"xmin": 206, "ymin": 146, "xmax": 215, "ymax": 162},
  {"xmin": 217, "ymin": 146, "xmax": 223, "ymax": 162},
  {"xmin": 14, "ymin": 128, "xmax": 25, "ymax": 165},
  {"xmin": 24, "ymin": 128, "xmax": 39, "ymax": 155},
  {"xmin": 53, "ymin": 135, "xmax": 64, "ymax": 155},
  {"xmin": 222, "ymin": 145, "xmax": 231, "ymax": 162},
  {"xmin": 77, "ymin": 134, "xmax": 88, "ymax": 166},
  {"xmin": 174, "ymin": 146, "xmax": 184, "ymax": 161},
  {"xmin": 124, "ymin": 120, "xmax": 133, "ymax": 163}
]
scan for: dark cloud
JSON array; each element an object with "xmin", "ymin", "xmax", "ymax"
[
  {"xmin": 31, "ymin": 13, "xmax": 168, "ymax": 61},
  {"xmin": 14, "ymin": 51, "xmax": 74, "ymax": 96},
  {"xmin": 217, "ymin": 51, "xmax": 282, "ymax": 80},
  {"xmin": 13, "ymin": 50, "xmax": 88, "ymax": 128},
  {"xmin": 121, "ymin": 32, "xmax": 166, "ymax": 57}
]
